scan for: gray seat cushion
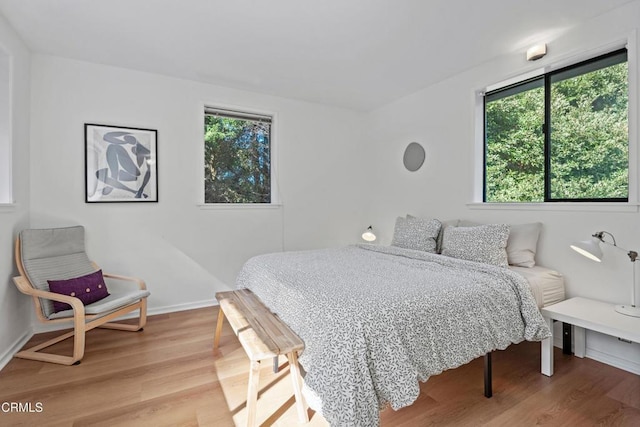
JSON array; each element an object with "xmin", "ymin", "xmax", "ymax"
[{"xmin": 47, "ymin": 289, "xmax": 151, "ymax": 320}]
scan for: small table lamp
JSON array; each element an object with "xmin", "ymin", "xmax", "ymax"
[
  {"xmin": 570, "ymin": 231, "xmax": 640, "ymax": 317},
  {"xmin": 361, "ymin": 226, "xmax": 376, "ymax": 242}
]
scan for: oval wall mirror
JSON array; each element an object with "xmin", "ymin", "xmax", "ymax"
[{"xmin": 403, "ymin": 142, "xmax": 425, "ymax": 172}]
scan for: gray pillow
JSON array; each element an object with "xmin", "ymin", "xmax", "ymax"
[
  {"xmin": 435, "ymin": 219, "xmax": 460, "ymax": 254},
  {"xmin": 391, "ymin": 216, "xmax": 442, "ymax": 253},
  {"xmin": 441, "ymin": 224, "xmax": 510, "ymax": 267},
  {"xmin": 507, "ymin": 222, "xmax": 542, "ymax": 267},
  {"xmin": 457, "ymin": 220, "xmax": 542, "ymax": 267}
]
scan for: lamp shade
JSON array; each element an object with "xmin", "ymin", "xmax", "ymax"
[
  {"xmin": 361, "ymin": 226, "xmax": 376, "ymax": 242},
  {"xmin": 570, "ymin": 238, "xmax": 603, "ymax": 262}
]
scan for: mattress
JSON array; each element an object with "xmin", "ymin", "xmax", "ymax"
[{"xmin": 510, "ymin": 265, "xmax": 565, "ymax": 308}]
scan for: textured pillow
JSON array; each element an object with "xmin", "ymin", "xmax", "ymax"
[
  {"xmin": 391, "ymin": 216, "xmax": 442, "ymax": 253},
  {"xmin": 441, "ymin": 224, "xmax": 510, "ymax": 267},
  {"xmin": 48, "ymin": 269, "xmax": 110, "ymax": 313},
  {"xmin": 435, "ymin": 219, "xmax": 460, "ymax": 254},
  {"xmin": 507, "ymin": 222, "xmax": 542, "ymax": 267}
]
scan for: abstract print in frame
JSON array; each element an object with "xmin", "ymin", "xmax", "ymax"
[{"xmin": 85, "ymin": 124, "xmax": 158, "ymax": 203}]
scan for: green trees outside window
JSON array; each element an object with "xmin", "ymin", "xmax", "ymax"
[
  {"xmin": 204, "ymin": 110, "xmax": 272, "ymax": 203},
  {"xmin": 485, "ymin": 49, "xmax": 628, "ymax": 202}
]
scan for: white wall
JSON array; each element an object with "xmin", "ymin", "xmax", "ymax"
[
  {"xmin": 0, "ymin": 13, "xmax": 30, "ymax": 368},
  {"xmin": 28, "ymin": 55, "xmax": 366, "ymax": 321},
  {"xmin": 364, "ymin": 2, "xmax": 640, "ymax": 373}
]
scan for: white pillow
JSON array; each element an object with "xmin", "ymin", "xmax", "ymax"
[
  {"xmin": 391, "ymin": 216, "xmax": 441, "ymax": 253},
  {"xmin": 441, "ymin": 224, "xmax": 510, "ymax": 267},
  {"xmin": 506, "ymin": 222, "xmax": 542, "ymax": 268},
  {"xmin": 458, "ymin": 220, "xmax": 482, "ymax": 227}
]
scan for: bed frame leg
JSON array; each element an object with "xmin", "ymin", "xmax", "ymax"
[
  {"xmin": 484, "ymin": 352, "xmax": 492, "ymax": 398},
  {"xmin": 562, "ymin": 322, "xmax": 572, "ymax": 354}
]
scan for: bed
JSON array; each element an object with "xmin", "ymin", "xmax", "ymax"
[{"xmin": 238, "ymin": 242, "xmax": 562, "ymax": 425}]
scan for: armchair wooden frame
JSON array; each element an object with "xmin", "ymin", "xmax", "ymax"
[{"xmin": 12, "ymin": 237, "xmax": 148, "ymax": 366}]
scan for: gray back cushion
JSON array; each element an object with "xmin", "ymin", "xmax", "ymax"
[
  {"xmin": 441, "ymin": 224, "xmax": 510, "ymax": 267},
  {"xmin": 20, "ymin": 226, "xmax": 95, "ymax": 318},
  {"xmin": 391, "ymin": 216, "xmax": 442, "ymax": 253}
]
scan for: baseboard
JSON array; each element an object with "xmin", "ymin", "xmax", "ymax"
[
  {"xmin": 147, "ymin": 299, "xmax": 219, "ymax": 317},
  {"xmin": 33, "ymin": 299, "xmax": 219, "ymax": 333},
  {"xmin": 554, "ymin": 335, "xmax": 563, "ymax": 348},
  {"xmin": 586, "ymin": 348, "xmax": 640, "ymax": 375},
  {"xmin": 0, "ymin": 331, "xmax": 33, "ymax": 371}
]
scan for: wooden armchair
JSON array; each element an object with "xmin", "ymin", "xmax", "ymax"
[{"xmin": 12, "ymin": 226, "xmax": 150, "ymax": 365}]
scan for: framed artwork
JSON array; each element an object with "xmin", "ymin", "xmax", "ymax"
[{"xmin": 85, "ymin": 124, "xmax": 158, "ymax": 203}]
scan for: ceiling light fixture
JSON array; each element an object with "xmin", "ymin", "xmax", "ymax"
[{"xmin": 526, "ymin": 43, "xmax": 547, "ymax": 61}]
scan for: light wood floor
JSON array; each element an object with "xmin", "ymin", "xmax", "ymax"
[{"xmin": 1, "ymin": 306, "xmax": 639, "ymax": 426}]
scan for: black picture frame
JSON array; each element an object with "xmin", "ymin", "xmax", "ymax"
[{"xmin": 85, "ymin": 123, "xmax": 158, "ymax": 203}]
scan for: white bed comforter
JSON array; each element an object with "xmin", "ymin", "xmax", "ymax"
[{"xmin": 236, "ymin": 244, "xmax": 550, "ymax": 426}]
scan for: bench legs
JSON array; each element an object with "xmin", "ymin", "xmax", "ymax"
[
  {"xmin": 245, "ymin": 354, "xmax": 307, "ymax": 427},
  {"xmin": 287, "ymin": 352, "xmax": 309, "ymax": 423},
  {"xmin": 213, "ymin": 307, "xmax": 224, "ymax": 353},
  {"xmin": 246, "ymin": 360, "xmax": 261, "ymax": 427},
  {"xmin": 213, "ymin": 306, "xmax": 308, "ymax": 425}
]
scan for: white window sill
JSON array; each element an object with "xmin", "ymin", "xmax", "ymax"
[
  {"xmin": 0, "ymin": 202, "xmax": 17, "ymax": 213},
  {"xmin": 467, "ymin": 202, "xmax": 639, "ymax": 213},
  {"xmin": 197, "ymin": 203, "xmax": 282, "ymax": 210}
]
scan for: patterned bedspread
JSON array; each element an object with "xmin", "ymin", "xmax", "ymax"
[{"xmin": 236, "ymin": 244, "xmax": 551, "ymax": 426}]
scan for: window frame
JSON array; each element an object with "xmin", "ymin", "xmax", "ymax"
[
  {"xmin": 0, "ymin": 48, "xmax": 13, "ymax": 208},
  {"xmin": 200, "ymin": 104, "xmax": 279, "ymax": 208},
  {"xmin": 483, "ymin": 48, "xmax": 629, "ymax": 203},
  {"xmin": 473, "ymin": 33, "xmax": 638, "ymax": 212}
]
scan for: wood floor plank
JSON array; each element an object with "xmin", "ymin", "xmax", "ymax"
[
  {"xmin": 608, "ymin": 374, "xmax": 640, "ymax": 411},
  {"xmin": 1, "ymin": 306, "xmax": 639, "ymax": 426}
]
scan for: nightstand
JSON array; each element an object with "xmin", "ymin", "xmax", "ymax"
[{"xmin": 540, "ymin": 297, "xmax": 640, "ymax": 376}]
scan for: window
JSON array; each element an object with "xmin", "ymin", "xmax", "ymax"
[
  {"xmin": 0, "ymin": 51, "xmax": 11, "ymax": 204},
  {"xmin": 484, "ymin": 49, "xmax": 628, "ymax": 202},
  {"xmin": 203, "ymin": 107, "xmax": 273, "ymax": 204}
]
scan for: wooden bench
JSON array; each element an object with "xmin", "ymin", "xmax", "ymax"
[{"xmin": 213, "ymin": 289, "xmax": 308, "ymax": 426}]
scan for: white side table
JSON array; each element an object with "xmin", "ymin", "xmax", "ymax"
[{"xmin": 540, "ymin": 297, "xmax": 640, "ymax": 376}]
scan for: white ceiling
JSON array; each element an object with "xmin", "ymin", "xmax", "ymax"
[{"xmin": 0, "ymin": 0, "xmax": 636, "ymax": 111}]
